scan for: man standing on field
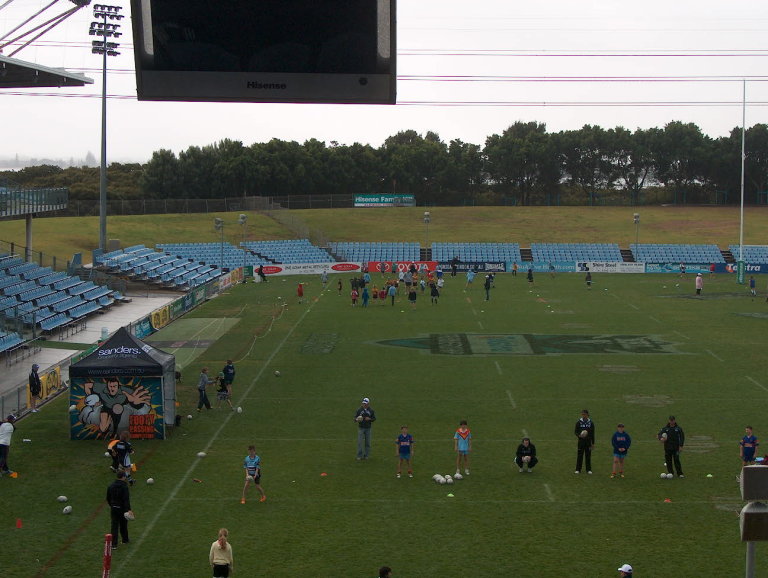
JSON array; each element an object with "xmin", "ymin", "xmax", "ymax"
[
  {"xmin": 659, "ymin": 415, "xmax": 685, "ymax": 478},
  {"xmin": 574, "ymin": 409, "xmax": 595, "ymax": 474},
  {"xmin": 355, "ymin": 397, "xmax": 376, "ymax": 460}
]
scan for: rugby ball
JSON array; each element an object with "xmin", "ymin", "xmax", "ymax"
[
  {"xmin": 246, "ymin": 475, "xmax": 255, "ymax": 482},
  {"xmin": 124, "ymin": 511, "xmax": 135, "ymax": 521},
  {"xmin": 237, "ymin": 407, "xmax": 243, "ymax": 414},
  {"xmin": 146, "ymin": 478, "xmax": 155, "ymax": 485},
  {"xmin": 187, "ymin": 414, "xmax": 193, "ymax": 420},
  {"xmin": 432, "ymin": 474, "xmax": 441, "ymax": 481},
  {"xmin": 62, "ymin": 505, "xmax": 72, "ymax": 515},
  {"xmin": 445, "ymin": 476, "xmax": 454, "ymax": 485},
  {"xmin": 438, "ymin": 477, "xmax": 447, "ymax": 485},
  {"xmin": 57, "ymin": 495, "xmax": 68, "ymax": 502},
  {"xmin": 660, "ymin": 472, "xmax": 667, "ymax": 479},
  {"xmin": 196, "ymin": 451, "xmax": 206, "ymax": 458},
  {"xmin": 355, "ymin": 415, "xmax": 363, "ymax": 423},
  {"xmin": 274, "ymin": 370, "xmax": 281, "ymax": 377},
  {"xmin": 660, "ymin": 433, "xmax": 668, "ymax": 441},
  {"xmin": 666, "ymin": 473, "xmax": 674, "ymax": 479},
  {"xmin": 579, "ymin": 430, "xmax": 589, "ymax": 438},
  {"xmin": 522, "ymin": 456, "xmax": 531, "ymax": 463}
]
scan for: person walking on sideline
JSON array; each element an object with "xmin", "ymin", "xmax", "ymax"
[
  {"xmin": 659, "ymin": 415, "xmax": 685, "ymax": 478},
  {"xmin": 209, "ymin": 528, "xmax": 234, "ymax": 577},
  {"xmin": 106, "ymin": 471, "xmax": 133, "ymax": 549},
  {"xmin": 197, "ymin": 367, "xmax": 213, "ymax": 411},
  {"xmin": 29, "ymin": 363, "xmax": 42, "ymax": 412},
  {"xmin": 574, "ymin": 409, "xmax": 595, "ymax": 474},
  {"xmin": 355, "ymin": 397, "xmax": 376, "ymax": 460}
]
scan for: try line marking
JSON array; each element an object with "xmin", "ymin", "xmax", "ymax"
[
  {"xmin": 705, "ymin": 349, "xmax": 724, "ymax": 362},
  {"xmin": 494, "ymin": 361, "xmax": 503, "ymax": 375},
  {"xmin": 544, "ymin": 483, "xmax": 555, "ymax": 502},
  {"xmin": 506, "ymin": 390, "xmax": 517, "ymax": 409},
  {"xmin": 114, "ymin": 293, "xmax": 315, "ymax": 577}
]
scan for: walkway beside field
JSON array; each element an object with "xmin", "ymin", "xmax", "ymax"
[{"xmin": 1, "ymin": 292, "xmax": 178, "ymax": 405}]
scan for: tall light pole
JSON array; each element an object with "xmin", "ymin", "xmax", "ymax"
[
  {"xmin": 238, "ymin": 213, "xmax": 247, "ymax": 278},
  {"xmin": 633, "ymin": 213, "xmax": 640, "ymax": 246},
  {"xmin": 423, "ymin": 211, "xmax": 431, "ymax": 258},
  {"xmin": 214, "ymin": 218, "xmax": 224, "ymax": 271},
  {"xmin": 90, "ymin": 3, "xmax": 123, "ymax": 252}
]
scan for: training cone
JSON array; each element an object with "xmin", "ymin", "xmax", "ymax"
[
  {"xmin": 664, "ymin": 498, "xmax": 672, "ymax": 503},
  {"xmin": 16, "ymin": 519, "xmax": 22, "ymax": 529},
  {"xmin": 320, "ymin": 472, "xmax": 328, "ymax": 477}
]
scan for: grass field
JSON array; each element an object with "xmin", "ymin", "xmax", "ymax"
[{"xmin": 3, "ymin": 269, "xmax": 766, "ymax": 577}]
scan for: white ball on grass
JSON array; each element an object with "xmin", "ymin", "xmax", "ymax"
[
  {"xmin": 57, "ymin": 496, "xmax": 68, "ymax": 502},
  {"xmin": 146, "ymin": 478, "xmax": 155, "ymax": 485},
  {"xmin": 197, "ymin": 451, "xmax": 206, "ymax": 458},
  {"xmin": 660, "ymin": 472, "xmax": 667, "ymax": 479},
  {"xmin": 62, "ymin": 505, "xmax": 72, "ymax": 515},
  {"xmin": 186, "ymin": 414, "xmax": 193, "ymax": 420},
  {"xmin": 445, "ymin": 476, "xmax": 454, "ymax": 485},
  {"xmin": 453, "ymin": 473, "xmax": 463, "ymax": 480},
  {"xmin": 237, "ymin": 407, "xmax": 243, "ymax": 414},
  {"xmin": 274, "ymin": 370, "xmax": 281, "ymax": 377},
  {"xmin": 439, "ymin": 477, "xmax": 447, "ymax": 485},
  {"xmin": 667, "ymin": 473, "xmax": 675, "ymax": 479}
]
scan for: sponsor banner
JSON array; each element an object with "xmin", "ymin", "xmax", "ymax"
[
  {"xmin": 259, "ymin": 262, "xmax": 363, "ymax": 276},
  {"xmin": 69, "ymin": 375, "xmax": 165, "ymax": 440},
  {"xmin": 150, "ymin": 305, "xmax": 171, "ymax": 330},
  {"xmin": 133, "ymin": 316, "xmax": 153, "ymax": 339},
  {"xmin": 354, "ymin": 193, "xmax": 416, "ymax": 207},
  {"xmin": 31, "ymin": 366, "xmax": 61, "ymax": 407},
  {"xmin": 645, "ymin": 263, "xmax": 712, "ymax": 274},
  {"xmin": 725, "ymin": 263, "xmax": 768, "ymax": 274},
  {"xmin": 576, "ymin": 262, "xmax": 645, "ymax": 274},
  {"xmin": 219, "ymin": 270, "xmax": 234, "ymax": 291},
  {"xmin": 170, "ymin": 296, "xmax": 186, "ymax": 320},
  {"xmin": 437, "ymin": 261, "xmax": 506, "ymax": 273},
  {"xmin": 368, "ymin": 261, "xmax": 439, "ymax": 274}
]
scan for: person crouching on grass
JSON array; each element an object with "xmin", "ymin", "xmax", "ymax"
[
  {"xmin": 610, "ymin": 423, "xmax": 631, "ymax": 479},
  {"xmin": 241, "ymin": 445, "xmax": 266, "ymax": 504}
]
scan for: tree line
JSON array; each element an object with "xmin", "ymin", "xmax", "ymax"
[{"xmin": 3, "ymin": 121, "xmax": 768, "ymax": 206}]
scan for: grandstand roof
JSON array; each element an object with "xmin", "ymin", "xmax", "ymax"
[{"xmin": 0, "ymin": 53, "xmax": 93, "ymax": 89}]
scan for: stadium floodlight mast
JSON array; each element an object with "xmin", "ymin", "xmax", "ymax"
[
  {"xmin": 214, "ymin": 218, "xmax": 225, "ymax": 272},
  {"xmin": 423, "ymin": 211, "xmax": 431, "ymax": 257},
  {"xmin": 633, "ymin": 213, "xmax": 640, "ymax": 246},
  {"xmin": 238, "ymin": 214, "xmax": 248, "ymax": 277},
  {"xmin": 90, "ymin": 3, "xmax": 123, "ymax": 252}
]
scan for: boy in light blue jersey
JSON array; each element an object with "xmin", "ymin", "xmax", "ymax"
[
  {"xmin": 241, "ymin": 445, "xmax": 266, "ymax": 504},
  {"xmin": 610, "ymin": 423, "xmax": 632, "ymax": 478},
  {"xmin": 454, "ymin": 420, "xmax": 472, "ymax": 476}
]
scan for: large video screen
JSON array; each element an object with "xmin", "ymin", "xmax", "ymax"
[{"xmin": 130, "ymin": 0, "xmax": 396, "ymax": 104}]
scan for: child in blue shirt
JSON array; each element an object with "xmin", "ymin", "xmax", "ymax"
[
  {"xmin": 454, "ymin": 420, "xmax": 472, "ymax": 476},
  {"xmin": 241, "ymin": 445, "xmax": 266, "ymax": 504},
  {"xmin": 611, "ymin": 423, "xmax": 632, "ymax": 479},
  {"xmin": 740, "ymin": 426, "xmax": 759, "ymax": 465},
  {"xmin": 395, "ymin": 425, "xmax": 414, "ymax": 478}
]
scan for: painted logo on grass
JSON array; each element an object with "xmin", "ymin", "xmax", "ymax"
[{"xmin": 376, "ymin": 334, "xmax": 681, "ymax": 355}]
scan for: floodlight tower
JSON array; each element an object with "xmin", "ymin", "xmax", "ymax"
[
  {"xmin": 90, "ymin": 3, "xmax": 123, "ymax": 252},
  {"xmin": 214, "ymin": 218, "xmax": 224, "ymax": 272},
  {"xmin": 633, "ymin": 213, "xmax": 640, "ymax": 246},
  {"xmin": 238, "ymin": 214, "xmax": 248, "ymax": 275},
  {"xmin": 423, "ymin": 211, "xmax": 431, "ymax": 258}
]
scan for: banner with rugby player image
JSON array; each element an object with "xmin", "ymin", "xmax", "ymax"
[
  {"xmin": 68, "ymin": 327, "xmax": 176, "ymax": 440},
  {"xmin": 69, "ymin": 375, "xmax": 165, "ymax": 440}
]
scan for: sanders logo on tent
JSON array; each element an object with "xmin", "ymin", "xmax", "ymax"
[{"xmin": 97, "ymin": 346, "xmax": 140, "ymax": 356}]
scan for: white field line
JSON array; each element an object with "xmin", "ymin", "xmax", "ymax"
[
  {"xmin": 649, "ymin": 316, "xmax": 662, "ymax": 324},
  {"xmin": 494, "ymin": 361, "xmax": 502, "ymax": 375},
  {"xmin": 672, "ymin": 330, "xmax": 690, "ymax": 340},
  {"xmin": 705, "ymin": 349, "xmax": 725, "ymax": 362},
  {"xmin": 627, "ymin": 303, "xmax": 640, "ymax": 310},
  {"xmin": 114, "ymin": 299, "xmax": 314, "ymax": 576},
  {"xmin": 544, "ymin": 483, "xmax": 555, "ymax": 502},
  {"xmin": 746, "ymin": 375, "xmax": 768, "ymax": 393},
  {"xmin": 477, "ymin": 321, "xmax": 484, "ymax": 329},
  {"xmin": 506, "ymin": 390, "xmax": 517, "ymax": 409}
]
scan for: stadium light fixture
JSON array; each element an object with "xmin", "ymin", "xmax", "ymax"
[
  {"xmin": 90, "ymin": 3, "xmax": 122, "ymax": 252},
  {"xmin": 633, "ymin": 213, "xmax": 640, "ymax": 246},
  {"xmin": 423, "ymin": 211, "xmax": 431, "ymax": 257},
  {"xmin": 238, "ymin": 214, "xmax": 248, "ymax": 277}
]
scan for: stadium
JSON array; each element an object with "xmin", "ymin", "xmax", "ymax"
[{"xmin": 3, "ymin": 2, "xmax": 768, "ymax": 578}]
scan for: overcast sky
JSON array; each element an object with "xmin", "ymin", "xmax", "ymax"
[{"xmin": 1, "ymin": 0, "xmax": 767, "ymax": 164}]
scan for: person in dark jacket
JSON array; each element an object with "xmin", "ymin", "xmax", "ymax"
[
  {"xmin": 659, "ymin": 415, "xmax": 685, "ymax": 478},
  {"xmin": 106, "ymin": 471, "xmax": 133, "ymax": 548},
  {"xmin": 354, "ymin": 397, "xmax": 376, "ymax": 460},
  {"xmin": 514, "ymin": 437, "xmax": 538, "ymax": 472},
  {"xmin": 29, "ymin": 364, "xmax": 42, "ymax": 412},
  {"xmin": 574, "ymin": 409, "xmax": 595, "ymax": 474}
]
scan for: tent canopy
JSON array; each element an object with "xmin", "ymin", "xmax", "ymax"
[{"xmin": 70, "ymin": 326, "xmax": 174, "ymax": 377}]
